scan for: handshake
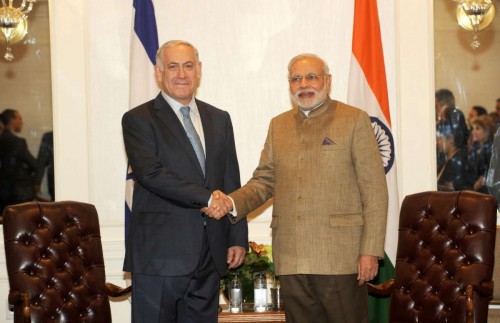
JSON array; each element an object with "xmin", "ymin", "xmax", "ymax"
[{"xmin": 201, "ymin": 190, "xmax": 234, "ymax": 220}]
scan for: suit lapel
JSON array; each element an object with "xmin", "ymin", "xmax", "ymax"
[{"xmin": 153, "ymin": 94, "xmax": 205, "ymax": 177}]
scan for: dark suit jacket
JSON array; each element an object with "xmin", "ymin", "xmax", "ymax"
[
  {"xmin": 122, "ymin": 93, "xmax": 248, "ymax": 276},
  {"xmin": 35, "ymin": 131, "xmax": 55, "ymax": 200},
  {"xmin": 0, "ymin": 130, "xmax": 37, "ymax": 206}
]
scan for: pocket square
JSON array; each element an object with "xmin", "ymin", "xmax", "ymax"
[{"xmin": 322, "ymin": 137, "xmax": 335, "ymax": 145}]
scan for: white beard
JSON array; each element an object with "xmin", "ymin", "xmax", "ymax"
[{"xmin": 290, "ymin": 86, "xmax": 329, "ymax": 111}]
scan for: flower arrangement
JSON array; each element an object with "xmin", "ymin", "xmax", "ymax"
[
  {"xmin": 221, "ymin": 241, "xmax": 274, "ymax": 300},
  {"xmin": 239, "ymin": 241, "xmax": 274, "ymax": 280}
]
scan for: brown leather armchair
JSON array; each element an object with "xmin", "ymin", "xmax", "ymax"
[
  {"xmin": 369, "ymin": 191, "xmax": 497, "ymax": 323},
  {"xmin": 3, "ymin": 201, "xmax": 131, "ymax": 322}
]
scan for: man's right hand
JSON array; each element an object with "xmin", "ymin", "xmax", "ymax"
[{"xmin": 201, "ymin": 190, "xmax": 233, "ymax": 220}]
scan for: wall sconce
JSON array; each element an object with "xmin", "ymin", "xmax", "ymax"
[
  {"xmin": 0, "ymin": 0, "xmax": 36, "ymax": 61},
  {"xmin": 454, "ymin": 0, "xmax": 496, "ymax": 48}
]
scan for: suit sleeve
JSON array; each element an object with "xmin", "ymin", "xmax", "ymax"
[
  {"xmin": 352, "ymin": 111, "xmax": 388, "ymax": 258},
  {"xmin": 35, "ymin": 133, "xmax": 51, "ymax": 184},
  {"xmin": 222, "ymin": 113, "xmax": 248, "ymax": 247},
  {"xmin": 19, "ymin": 139, "xmax": 37, "ymax": 172},
  {"xmin": 122, "ymin": 109, "xmax": 212, "ymax": 209},
  {"xmin": 229, "ymin": 119, "xmax": 276, "ymax": 224}
]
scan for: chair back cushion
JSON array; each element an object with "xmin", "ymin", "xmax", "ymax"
[
  {"xmin": 391, "ymin": 191, "xmax": 497, "ymax": 323},
  {"xmin": 3, "ymin": 201, "xmax": 111, "ymax": 322},
  {"xmin": 493, "ymin": 227, "xmax": 500, "ymax": 301}
]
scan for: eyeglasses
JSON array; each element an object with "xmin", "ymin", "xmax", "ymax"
[{"xmin": 289, "ymin": 74, "xmax": 324, "ymax": 84}]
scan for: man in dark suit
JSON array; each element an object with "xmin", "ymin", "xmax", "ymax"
[
  {"xmin": 122, "ymin": 40, "xmax": 248, "ymax": 323},
  {"xmin": 0, "ymin": 109, "xmax": 37, "ymax": 214},
  {"xmin": 35, "ymin": 131, "xmax": 55, "ymax": 201}
]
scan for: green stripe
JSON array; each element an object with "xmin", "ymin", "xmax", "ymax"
[{"xmin": 368, "ymin": 252, "xmax": 394, "ymax": 323}]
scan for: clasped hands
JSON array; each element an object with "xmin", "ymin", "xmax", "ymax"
[{"xmin": 201, "ymin": 190, "xmax": 234, "ymax": 220}]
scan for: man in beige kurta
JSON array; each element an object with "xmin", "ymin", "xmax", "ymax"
[{"xmin": 205, "ymin": 53, "xmax": 388, "ymax": 323}]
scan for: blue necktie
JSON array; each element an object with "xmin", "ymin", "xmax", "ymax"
[{"xmin": 180, "ymin": 106, "xmax": 205, "ymax": 175}]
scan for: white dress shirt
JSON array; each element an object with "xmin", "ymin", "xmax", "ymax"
[{"xmin": 161, "ymin": 92, "xmax": 206, "ymax": 154}]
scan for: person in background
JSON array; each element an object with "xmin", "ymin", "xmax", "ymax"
[
  {"xmin": 467, "ymin": 105, "xmax": 487, "ymax": 128},
  {"xmin": 122, "ymin": 40, "xmax": 248, "ymax": 323},
  {"xmin": 436, "ymin": 107, "xmax": 473, "ymax": 191},
  {"xmin": 435, "ymin": 89, "xmax": 469, "ymax": 171},
  {"xmin": 468, "ymin": 115, "xmax": 496, "ymax": 193},
  {"xmin": 495, "ymin": 98, "xmax": 500, "ymax": 118},
  {"xmin": 435, "ymin": 89, "xmax": 463, "ymax": 125},
  {"xmin": 466, "ymin": 105, "xmax": 488, "ymax": 150},
  {"xmin": 486, "ymin": 127, "xmax": 500, "ymax": 206},
  {"xmin": 489, "ymin": 111, "xmax": 500, "ymax": 130},
  {"xmin": 488, "ymin": 112, "xmax": 500, "ymax": 129},
  {"xmin": 35, "ymin": 131, "xmax": 54, "ymax": 201},
  {"xmin": 0, "ymin": 109, "xmax": 37, "ymax": 213},
  {"xmin": 205, "ymin": 53, "xmax": 388, "ymax": 323}
]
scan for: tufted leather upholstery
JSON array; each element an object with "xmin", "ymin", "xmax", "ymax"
[
  {"xmin": 368, "ymin": 191, "xmax": 497, "ymax": 323},
  {"xmin": 3, "ymin": 201, "xmax": 130, "ymax": 323}
]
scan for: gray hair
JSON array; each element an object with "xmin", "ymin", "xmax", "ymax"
[
  {"xmin": 156, "ymin": 40, "xmax": 200, "ymax": 70},
  {"xmin": 287, "ymin": 53, "xmax": 330, "ymax": 76}
]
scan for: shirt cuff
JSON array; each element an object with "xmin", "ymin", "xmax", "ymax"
[{"xmin": 228, "ymin": 196, "xmax": 237, "ymax": 217}]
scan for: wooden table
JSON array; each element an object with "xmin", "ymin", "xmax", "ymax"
[{"xmin": 218, "ymin": 311, "xmax": 286, "ymax": 322}]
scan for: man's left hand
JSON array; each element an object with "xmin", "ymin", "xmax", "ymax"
[
  {"xmin": 357, "ymin": 255, "xmax": 379, "ymax": 285},
  {"xmin": 227, "ymin": 246, "xmax": 246, "ymax": 269}
]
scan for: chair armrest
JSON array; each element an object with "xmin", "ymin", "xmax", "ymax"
[
  {"xmin": 470, "ymin": 281, "xmax": 493, "ymax": 297},
  {"xmin": 367, "ymin": 279, "xmax": 394, "ymax": 296},
  {"xmin": 8, "ymin": 290, "xmax": 30, "ymax": 323},
  {"xmin": 466, "ymin": 285, "xmax": 474, "ymax": 323},
  {"xmin": 465, "ymin": 282, "xmax": 493, "ymax": 323},
  {"xmin": 105, "ymin": 282, "xmax": 132, "ymax": 298}
]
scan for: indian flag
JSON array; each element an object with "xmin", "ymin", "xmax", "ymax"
[{"xmin": 346, "ymin": 0, "xmax": 399, "ymax": 322}]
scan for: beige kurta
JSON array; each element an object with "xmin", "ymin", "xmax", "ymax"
[{"xmin": 230, "ymin": 97, "xmax": 388, "ymax": 276}]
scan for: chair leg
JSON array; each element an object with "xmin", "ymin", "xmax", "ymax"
[{"xmin": 466, "ymin": 285, "xmax": 474, "ymax": 323}]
